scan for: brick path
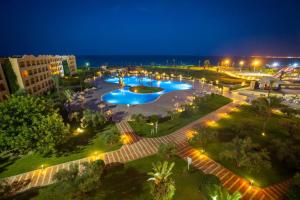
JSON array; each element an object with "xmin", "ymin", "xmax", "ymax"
[{"xmin": 177, "ymin": 145, "xmax": 292, "ymax": 200}]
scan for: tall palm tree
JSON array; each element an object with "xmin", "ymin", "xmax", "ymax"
[
  {"xmin": 148, "ymin": 161, "xmax": 176, "ymax": 200},
  {"xmin": 51, "ymin": 75, "xmax": 60, "ymax": 98},
  {"xmin": 252, "ymin": 96, "xmax": 282, "ymax": 134},
  {"xmin": 62, "ymin": 89, "xmax": 74, "ymax": 112}
]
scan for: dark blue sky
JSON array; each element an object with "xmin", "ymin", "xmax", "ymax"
[{"xmin": 1, "ymin": 0, "xmax": 299, "ymax": 56}]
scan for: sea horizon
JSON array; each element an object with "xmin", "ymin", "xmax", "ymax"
[{"xmin": 76, "ymin": 55, "xmax": 300, "ymax": 68}]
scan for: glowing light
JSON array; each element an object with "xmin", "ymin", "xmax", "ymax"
[
  {"xmin": 218, "ymin": 113, "xmax": 230, "ymax": 119},
  {"xmin": 252, "ymin": 60, "xmax": 260, "ymax": 66},
  {"xmin": 231, "ymin": 107, "xmax": 240, "ymax": 112},
  {"xmin": 272, "ymin": 62, "xmax": 279, "ymax": 67},
  {"xmin": 73, "ymin": 127, "xmax": 84, "ymax": 136},
  {"xmin": 293, "ymin": 63, "xmax": 298, "ymax": 67},
  {"xmin": 186, "ymin": 130, "xmax": 198, "ymax": 139},
  {"xmin": 239, "ymin": 60, "xmax": 245, "ymax": 66},
  {"xmin": 272, "ymin": 109, "xmax": 283, "ymax": 115},
  {"xmin": 206, "ymin": 120, "xmax": 219, "ymax": 128},
  {"xmin": 216, "ymin": 80, "xmax": 219, "ymax": 84},
  {"xmin": 121, "ymin": 134, "xmax": 133, "ymax": 144},
  {"xmin": 90, "ymin": 151, "xmax": 103, "ymax": 161},
  {"xmin": 224, "ymin": 59, "xmax": 230, "ymax": 65},
  {"xmin": 261, "ymin": 132, "xmax": 266, "ymax": 137}
]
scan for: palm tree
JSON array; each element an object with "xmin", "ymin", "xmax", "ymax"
[
  {"xmin": 51, "ymin": 75, "xmax": 60, "ymax": 98},
  {"xmin": 62, "ymin": 89, "xmax": 74, "ymax": 112},
  {"xmin": 252, "ymin": 96, "xmax": 282, "ymax": 134},
  {"xmin": 267, "ymin": 79, "xmax": 275, "ymax": 98},
  {"xmin": 211, "ymin": 185, "xmax": 242, "ymax": 200},
  {"xmin": 221, "ymin": 137, "xmax": 271, "ymax": 173},
  {"xmin": 148, "ymin": 161, "xmax": 176, "ymax": 200}
]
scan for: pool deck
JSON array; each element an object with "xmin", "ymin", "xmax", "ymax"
[{"xmin": 70, "ymin": 77, "xmax": 219, "ymax": 118}]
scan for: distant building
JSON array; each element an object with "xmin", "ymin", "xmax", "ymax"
[
  {"xmin": 0, "ymin": 55, "xmax": 77, "ymax": 99},
  {"xmin": 0, "ymin": 63, "xmax": 10, "ymax": 101}
]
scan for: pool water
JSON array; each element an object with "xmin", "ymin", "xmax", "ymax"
[{"xmin": 102, "ymin": 76, "xmax": 192, "ymax": 105}]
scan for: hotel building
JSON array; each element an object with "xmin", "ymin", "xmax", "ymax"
[
  {"xmin": 0, "ymin": 63, "xmax": 10, "ymax": 101},
  {"xmin": 0, "ymin": 55, "xmax": 77, "ymax": 98}
]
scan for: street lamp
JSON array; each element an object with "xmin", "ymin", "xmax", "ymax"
[
  {"xmin": 239, "ymin": 60, "xmax": 245, "ymax": 72},
  {"xmin": 224, "ymin": 59, "xmax": 230, "ymax": 67},
  {"xmin": 252, "ymin": 60, "xmax": 260, "ymax": 72}
]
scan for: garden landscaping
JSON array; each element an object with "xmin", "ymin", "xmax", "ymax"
[
  {"xmin": 129, "ymin": 94, "xmax": 232, "ymax": 138},
  {"xmin": 129, "ymin": 85, "xmax": 163, "ymax": 93},
  {"xmin": 189, "ymin": 99, "xmax": 300, "ymax": 187},
  {"xmin": 146, "ymin": 66, "xmax": 244, "ymax": 85},
  {"xmin": 0, "ymin": 125, "xmax": 121, "ymax": 178},
  {"xmin": 14, "ymin": 155, "xmax": 213, "ymax": 200}
]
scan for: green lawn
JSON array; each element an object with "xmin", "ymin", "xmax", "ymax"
[
  {"xmin": 18, "ymin": 155, "xmax": 207, "ymax": 200},
  {"xmin": 192, "ymin": 105, "xmax": 299, "ymax": 187},
  {"xmin": 146, "ymin": 66, "xmax": 244, "ymax": 85},
  {"xmin": 0, "ymin": 125, "xmax": 122, "ymax": 178},
  {"xmin": 129, "ymin": 95, "xmax": 232, "ymax": 138},
  {"xmin": 129, "ymin": 86, "xmax": 163, "ymax": 93}
]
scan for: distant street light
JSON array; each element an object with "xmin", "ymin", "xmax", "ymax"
[
  {"xmin": 239, "ymin": 60, "xmax": 245, "ymax": 71},
  {"xmin": 272, "ymin": 62, "xmax": 279, "ymax": 67},
  {"xmin": 252, "ymin": 60, "xmax": 260, "ymax": 72}
]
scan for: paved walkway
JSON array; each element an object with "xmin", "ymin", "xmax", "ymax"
[
  {"xmin": 178, "ymin": 145, "xmax": 291, "ymax": 200},
  {"xmin": 3, "ymin": 92, "xmax": 292, "ymax": 199}
]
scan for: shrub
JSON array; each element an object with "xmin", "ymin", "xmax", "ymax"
[{"xmin": 158, "ymin": 143, "xmax": 177, "ymax": 160}]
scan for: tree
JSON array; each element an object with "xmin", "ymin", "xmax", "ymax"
[
  {"xmin": 211, "ymin": 185, "xmax": 242, "ymax": 200},
  {"xmin": 2, "ymin": 59, "xmax": 19, "ymax": 93},
  {"xmin": 158, "ymin": 143, "xmax": 177, "ymax": 160},
  {"xmin": 286, "ymin": 173, "xmax": 300, "ymax": 200},
  {"xmin": 81, "ymin": 109, "xmax": 107, "ymax": 129},
  {"xmin": 53, "ymin": 163, "xmax": 79, "ymax": 183},
  {"xmin": 199, "ymin": 174, "xmax": 221, "ymax": 199},
  {"xmin": 62, "ymin": 89, "xmax": 74, "ymax": 112},
  {"xmin": 104, "ymin": 129, "xmax": 120, "ymax": 145},
  {"xmin": 51, "ymin": 75, "xmax": 60, "ymax": 98},
  {"xmin": 204, "ymin": 60, "xmax": 211, "ymax": 68},
  {"xmin": 188, "ymin": 129, "xmax": 218, "ymax": 152},
  {"xmin": 220, "ymin": 137, "xmax": 271, "ymax": 173},
  {"xmin": 52, "ymin": 160, "xmax": 105, "ymax": 199},
  {"xmin": 252, "ymin": 96, "xmax": 282, "ymax": 134},
  {"xmin": 148, "ymin": 161, "xmax": 176, "ymax": 200},
  {"xmin": 0, "ymin": 95, "xmax": 69, "ymax": 154}
]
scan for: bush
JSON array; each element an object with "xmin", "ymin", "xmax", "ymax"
[
  {"xmin": 104, "ymin": 129, "xmax": 120, "ymax": 145},
  {"xmin": 81, "ymin": 109, "xmax": 107, "ymax": 129},
  {"xmin": 158, "ymin": 143, "xmax": 177, "ymax": 160}
]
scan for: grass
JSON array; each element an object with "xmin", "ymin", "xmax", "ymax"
[
  {"xmin": 146, "ymin": 66, "xmax": 244, "ymax": 85},
  {"xmin": 129, "ymin": 95, "xmax": 232, "ymax": 138},
  {"xmin": 0, "ymin": 125, "xmax": 122, "ymax": 178},
  {"xmin": 129, "ymin": 86, "xmax": 163, "ymax": 93},
  {"xmin": 17, "ymin": 155, "xmax": 207, "ymax": 200},
  {"xmin": 192, "ymin": 105, "xmax": 300, "ymax": 187}
]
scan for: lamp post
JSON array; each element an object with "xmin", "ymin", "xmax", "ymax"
[
  {"xmin": 252, "ymin": 60, "xmax": 260, "ymax": 72},
  {"xmin": 239, "ymin": 60, "xmax": 245, "ymax": 72}
]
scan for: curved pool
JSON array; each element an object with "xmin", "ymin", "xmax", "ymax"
[{"xmin": 102, "ymin": 76, "xmax": 192, "ymax": 105}]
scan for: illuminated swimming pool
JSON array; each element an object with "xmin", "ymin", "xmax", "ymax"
[{"xmin": 102, "ymin": 76, "xmax": 192, "ymax": 105}]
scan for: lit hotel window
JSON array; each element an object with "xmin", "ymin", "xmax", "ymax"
[{"xmin": 21, "ymin": 70, "xmax": 29, "ymax": 78}]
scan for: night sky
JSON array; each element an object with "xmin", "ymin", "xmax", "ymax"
[{"xmin": 1, "ymin": 0, "xmax": 299, "ymax": 56}]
